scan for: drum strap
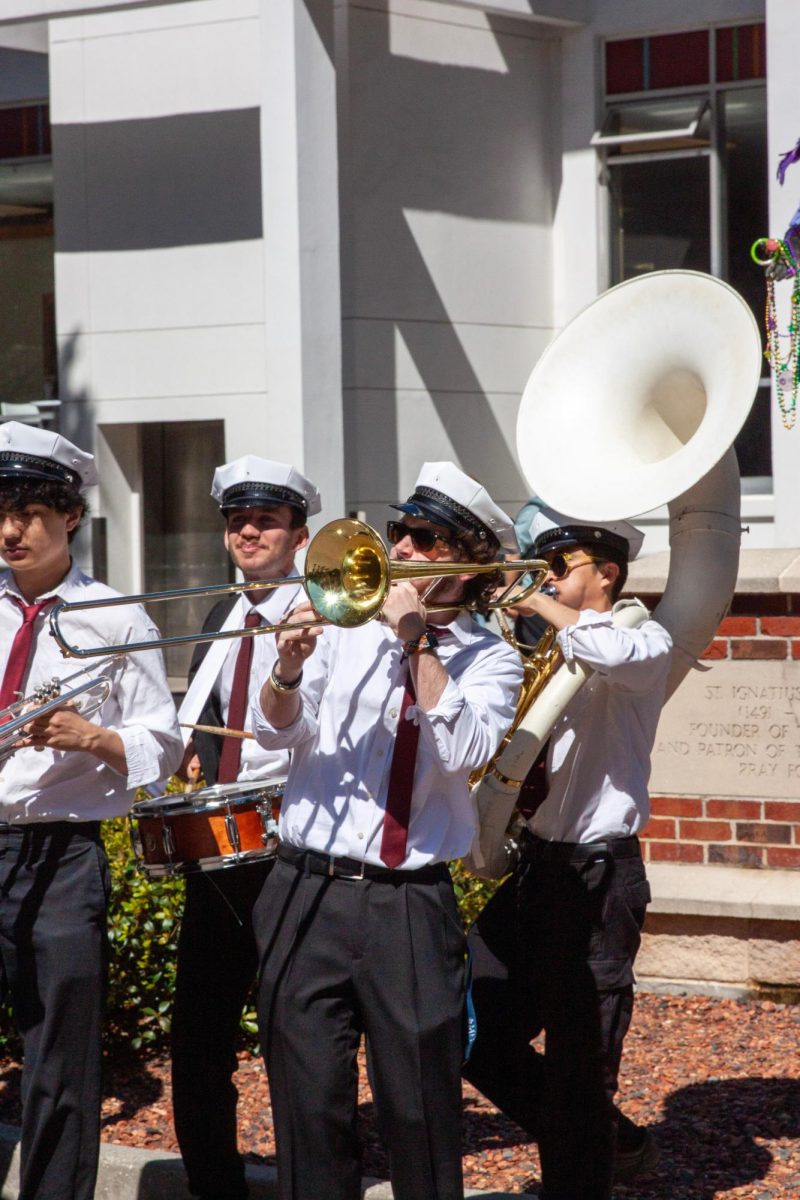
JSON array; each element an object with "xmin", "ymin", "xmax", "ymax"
[{"xmin": 177, "ymin": 600, "xmax": 246, "ymax": 747}]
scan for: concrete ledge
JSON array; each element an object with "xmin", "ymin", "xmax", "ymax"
[
  {"xmin": 0, "ymin": 1125, "xmax": 527, "ymax": 1200},
  {"xmin": 647, "ymin": 862, "xmax": 800, "ymax": 921},
  {"xmin": 636, "ymin": 977, "xmax": 754, "ymax": 1001},
  {"xmin": 626, "ymin": 547, "xmax": 800, "ymax": 595}
]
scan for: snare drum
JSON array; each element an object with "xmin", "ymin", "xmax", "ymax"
[{"xmin": 129, "ymin": 779, "xmax": 283, "ymax": 878}]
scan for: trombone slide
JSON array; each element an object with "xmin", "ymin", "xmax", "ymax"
[{"xmin": 49, "ymin": 518, "xmax": 548, "ymax": 659}]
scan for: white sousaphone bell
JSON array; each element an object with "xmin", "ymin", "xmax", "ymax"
[
  {"xmin": 468, "ymin": 269, "xmax": 764, "ymax": 878},
  {"xmin": 517, "ymin": 269, "xmax": 761, "ymax": 522}
]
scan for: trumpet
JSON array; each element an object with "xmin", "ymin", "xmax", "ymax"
[
  {"xmin": 0, "ymin": 657, "xmax": 118, "ymax": 765},
  {"xmin": 50, "ymin": 518, "xmax": 549, "ymax": 660}
]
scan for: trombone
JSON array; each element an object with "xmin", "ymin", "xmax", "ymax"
[
  {"xmin": 50, "ymin": 518, "xmax": 549, "ymax": 659},
  {"xmin": 0, "ymin": 656, "xmax": 118, "ymax": 764}
]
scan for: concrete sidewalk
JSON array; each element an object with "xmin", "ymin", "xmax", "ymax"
[{"xmin": 0, "ymin": 1123, "xmax": 530, "ymax": 1200}]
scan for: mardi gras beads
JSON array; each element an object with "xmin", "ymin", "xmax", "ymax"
[{"xmin": 751, "ymin": 236, "xmax": 800, "ymax": 430}]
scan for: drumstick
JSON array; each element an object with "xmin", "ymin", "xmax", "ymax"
[{"xmin": 180, "ymin": 723, "xmax": 256, "ymax": 740}]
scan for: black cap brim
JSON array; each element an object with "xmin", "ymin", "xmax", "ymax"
[
  {"xmin": 391, "ymin": 486, "xmax": 498, "ymax": 548},
  {"xmin": 533, "ymin": 524, "xmax": 629, "ymax": 562},
  {"xmin": 0, "ymin": 454, "xmax": 82, "ymax": 489},
  {"xmin": 219, "ymin": 482, "xmax": 307, "ymax": 516},
  {"xmin": 390, "ymin": 499, "xmax": 462, "ymax": 536}
]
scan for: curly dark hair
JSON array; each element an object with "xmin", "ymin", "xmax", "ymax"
[
  {"xmin": 449, "ymin": 530, "xmax": 504, "ymax": 616},
  {"xmin": 0, "ymin": 479, "xmax": 88, "ymax": 543}
]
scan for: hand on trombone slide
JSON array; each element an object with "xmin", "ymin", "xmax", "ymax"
[{"xmin": 274, "ymin": 600, "xmax": 326, "ymax": 681}]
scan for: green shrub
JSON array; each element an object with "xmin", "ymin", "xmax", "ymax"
[
  {"xmin": 103, "ymin": 816, "xmax": 185, "ymax": 1050},
  {"xmin": 449, "ymin": 860, "xmax": 500, "ymax": 929}
]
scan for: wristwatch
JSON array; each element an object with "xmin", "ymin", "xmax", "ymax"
[{"xmin": 402, "ymin": 629, "xmax": 439, "ymax": 657}]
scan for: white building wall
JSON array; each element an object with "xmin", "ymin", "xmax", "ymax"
[
  {"xmin": 50, "ymin": 0, "xmax": 264, "ymax": 439},
  {"xmin": 341, "ymin": 0, "xmax": 559, "ymax": 529},
  {"xmin": 49, "ymin": 0, "xmax": 265, "ymax": 579},
  {"xmin": 48, "ymin": 0, "xmax": 345, "ymax": 587}
]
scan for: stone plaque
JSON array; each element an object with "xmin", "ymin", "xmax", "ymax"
[{"xmin": 649, "ymin": 660, "xmax": 800, "ymax": 799}]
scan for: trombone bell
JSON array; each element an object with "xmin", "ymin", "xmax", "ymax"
[{"xmin": 305, "ymin": 521, "xmax": 387, "ymax": 627}]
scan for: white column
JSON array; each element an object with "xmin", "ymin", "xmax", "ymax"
[
  {"xmin": 258, "ymin": 0, "xmax": 345, "ymax": 525},
  {"xmin": 766, "ymin": 0, "xmax": 800, "ymax": 547}
]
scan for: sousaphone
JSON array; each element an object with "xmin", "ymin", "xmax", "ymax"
[{"xmin": 468, "ymin": 270, "xmax": 763, "ymax": 877}]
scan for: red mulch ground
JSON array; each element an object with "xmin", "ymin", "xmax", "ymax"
[{"xmin": 1, "ymin": 992, "xmax": 799, "ymax": 1196}]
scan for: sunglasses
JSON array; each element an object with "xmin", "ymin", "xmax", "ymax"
[
  {"xmin": 386, "ymin": 521, "xmax": 457, "ymax": 553},
  {"xmin": 545, "ymin": 550, "xmax": 605, "ymax": 580}
]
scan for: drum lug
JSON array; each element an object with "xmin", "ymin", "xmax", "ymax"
[
  {"xmin": 225, "ymin": 812, "xmax": 241, "ymax": 854},
  {"xmin": 128, "ymin": 817, "xmax": 143, "ymax": 861},
  {"xmin": 257, "ymin": 802, "xmax": 275, "ymax": 845},
  {"xmin": 162, "ymin": 823, "xmax": 176, "ymax": 859}
]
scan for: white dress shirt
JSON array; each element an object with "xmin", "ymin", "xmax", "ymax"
[
  {"xmin": 529, "ymin": 606, "xmax": 673, "ymax": 843},
  {"xmin": 0, "ymin": 562, "xmax": 183, "ymax": 823},
  {"xmin": 217, "ymin": 580, "xmax": 304, "ymax": 784},
  {"xmin": 251, "ymin": 612, "xmax": 523, "ymax": 868}
]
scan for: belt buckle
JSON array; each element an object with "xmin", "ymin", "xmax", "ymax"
[{"xmin": 332, "ymin": 856, "xmax": 366, "ymax": 881}]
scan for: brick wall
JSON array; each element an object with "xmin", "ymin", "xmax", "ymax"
[{"xmin": 637, "ymin": 592, "xmax": 800, "ymax": 870}]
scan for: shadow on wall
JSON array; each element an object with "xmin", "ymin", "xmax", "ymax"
[
  {"xmin": 341, "ymin": 7, "xmax": 561, "ymax": 508},
  {"xmin": 53, "ymin": 328, "xmax": 97, "ymax": 571},
  {"xmin": 49, "ymin": 5, "xmax": 559, "ymax": 518}
]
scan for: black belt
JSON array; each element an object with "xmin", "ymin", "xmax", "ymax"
[
  {"xmin": 0, "ymin": 820, "xmax": 101, "ymax": 837},
  {"xmin": 520, "ymin": 831, "xmax": 640, "ymax": 864},
  {"xmin": 277, "ymin": 842, "xmax": 448, "ymax": 884}
]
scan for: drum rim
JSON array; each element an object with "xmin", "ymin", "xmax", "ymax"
[
  {"xmin": 131, "ymin": 777, "xmax": 286, "ymax": 816},
  {"xmin": 135, "ymin": 841, "xmax": 280, "ymax": 878}
]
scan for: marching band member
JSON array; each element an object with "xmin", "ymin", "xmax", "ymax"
[
  {"xmin": 171, "ymin": 456, "xmax": 320, "ymax": 1200},
  {"xmin": 0, "ymin": 421, "xmax": 182, "ymax": 1200},
  {"xmin": 463, "ymin": 507, "xmax": 671, "ymax": 1200},
  {"xmin": 250, "ymin": 462, "xmax": 523, "ymax": 1200}
]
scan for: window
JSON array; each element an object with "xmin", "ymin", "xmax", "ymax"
[
  {"xmin": 597, "ymin": 23, "xmax": 769, "ymax": 479},
  {"xmin": 0, "ymin": 97, "xmax": 56, "ymax": 420},
  {"xmin": 141, "ymin": 421, "xmax": 230, "ymax": 681}
]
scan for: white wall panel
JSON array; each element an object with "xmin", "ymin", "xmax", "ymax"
[
  {"xmin": 403, "ymin": 209, "xmax": 552, "ymax": 327},
  {"xmin": 89, "ymin": 391, "xmax": 267, "ymax": 427},
  {"xmin": 346, "ymin": 319, "xmax": 552, "ymax": 396},
  {"xmin": 345, "ymin": 387, "xmax": 531, "ymax": 515},
  {"xmin": 47, "ymin": 1, "xmax": 256, "ymax": 40},
  {"xmin": 58, "ymin": 241, "xmax": 264, "ymax": 332},
  {"xmin": 346, "ymin": 6, "xmax": 554, "ymax": 320},
  {"xmin": 342, "ymin": 2, "xmax": 555, "ymax": 515},
  {"xmin": 50, "ymin": 8, "xmax": 259, "ymax": 122},
  {"xmin": 59, "ymin": 325, "xmax": 266, "ymax": 401},
  {"xmin": 588, "ymin": 0, "xmax": 763, "ymax": 37}
]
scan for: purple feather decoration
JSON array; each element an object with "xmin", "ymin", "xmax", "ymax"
[{"xmin": 777, "ymin": 137, "xmax": 800, "ymax": 186}]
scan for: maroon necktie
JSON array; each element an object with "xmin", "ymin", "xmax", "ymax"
[
  {"xmin": 379, "ymin": 626, "xmax": 456, "ymax": 867},
  {"xmin": 217, "ymin": 609, "xmax": 261, "ymax": 784},
  {"xmin": 380, "ymin": 665, "xmax": 419, "ymax": 868},
  {"xmin": 0, "ymin": 596, "xmax": 55, "ymax": 722},
  {"xmin": 517, "ymin": 740, "xmax": 550, "ymax": 821}
]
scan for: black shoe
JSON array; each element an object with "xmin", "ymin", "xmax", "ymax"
[{"xmin": 613, "ymin": 1127, "xmax": 660, "ymax": 1184}]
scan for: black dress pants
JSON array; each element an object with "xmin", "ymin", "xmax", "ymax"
[
  {"xmin": 171, "ymin": 859, "xmax": 273, "ymax": 1200},
  {"xmin": 0, "ymin": 821, "xmax": 109, "ymax": 1200},
  {"xmin": 463, "ymin": 839, "xmax": 650, "ymax": 1200},
  {"xmin": 254, "ymin": 858, "xmax": 467, "ymax": 1200}
]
